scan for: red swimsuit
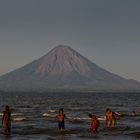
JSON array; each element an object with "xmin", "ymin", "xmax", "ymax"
[{"xmin": 90, "ymin": 118, "xmax": 100, "ymax": 133}]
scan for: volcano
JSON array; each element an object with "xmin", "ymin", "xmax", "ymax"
[{"xmin": 0, "ymin": 45, "xmax": 140, "ymax": 92}]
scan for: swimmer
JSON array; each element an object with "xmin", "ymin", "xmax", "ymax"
[
  {"xmin": 89, "ymin": 114, "xmax": 100, "ymax": 133},
  {"xmin": 105, "ymin": 108, "xmax": 116, "ymax": 128},
  {"xmin": 131, "ymin": 111, "xmax": 136, "ymax": 117},
  {"xmin": 56, "ymin": 108, "xmax": 66, "ymax": 130},
  {"xmin": 2, "ymin": 105, "xmax": 11, "ymax": 135}
]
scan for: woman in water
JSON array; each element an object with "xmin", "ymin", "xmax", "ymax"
[
  {"xmin": 56, "ymin": 108, "xmax": 66, "ymax": 130},
  {"xmin": 105, "ymin": 108, "xmax": 116, "ymax": 128},
  {"xmin": 2, "ymin": 105, "xmax": 11, "ymax": 135},
  {"xmin": 89, "ymin": 114, "xmax": 100, "ymax": 133}
]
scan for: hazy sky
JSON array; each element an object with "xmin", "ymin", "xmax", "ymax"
[{"xmin": 0, "ymin": 0, "xmax": 140, "ymax": 81}]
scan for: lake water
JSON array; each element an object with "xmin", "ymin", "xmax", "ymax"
[{"xmin": 0, "ymin": 92, "xmax": 140, "ymax": 140}]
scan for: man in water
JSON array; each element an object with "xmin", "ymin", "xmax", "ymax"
[
  {"xmin": 105, "ymin": 108, "xmax": 116, "ymax": 128},
  {"xmin": 2, "ymin": 105, "xmax": 11, "ymax": 135},
  {"xmin": 89, "ymin": 114, "xmax": 100, "ymax": 133},
  {"xmin": 56, "ymin": 108, "xmax": 66, "ymax": 130}
]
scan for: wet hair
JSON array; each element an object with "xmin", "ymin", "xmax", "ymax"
[
  {"xmin": 106, "ymin": 108, "xmax": 111, "ymax": 112},
  {"xmin": 59, "ymin": 108, "xmax": 64, "ymax": 113},
  {"xmin": 88, "ymin": 114, "xmax": 92, "ymax": 118},
  {"xmin": 5, "ymin": 105, "xmax": 10, "ymax": 111}
]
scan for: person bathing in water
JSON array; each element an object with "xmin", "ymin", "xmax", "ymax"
[
  {"xmin": 56, "ymin": 108, "xmax": 66, "ymax": 130},
  {"xmin": 2, "ymin": 105, "xmax": 11, "ymax": 135},
  {"xmin": 105, "ymin": 108, "xmax": 116, "ymax": 128},
  {"xmin": 89, "ymin": 114, "xmax": 100, "ymax": 133},
  {"xmin": 131, "ymin": 111, "xmax": 136, "ymax": 117}
]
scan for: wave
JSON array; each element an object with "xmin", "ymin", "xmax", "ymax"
[
  {"xmin": 0, "ymin": 113, "xmax": 24, "ymax": 116},
  {"xmin": 48, "ymin": 110, "xmax": 57, "ymax": 113},
  {"xmin": 43, "ymin": 112, "xmax": 106, "ymax": 121},
  {"xmin": 68, "ymin": 116, "xmax": 106, "ymax": 121},
  {"xmin": 0, "ymin": 112, "xmax": 26, "ymax": 122},
  {"xmin": 43, "ymin": 113, "xmax": 56, "ymax": 117},
  {"xmin": 13, "ymin": 116, "xmax": 27, "ymax": 121}
]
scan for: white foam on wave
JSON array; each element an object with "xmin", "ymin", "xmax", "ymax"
[
  {"xmin": 43, "ymin": 113, "xmax": 56, "ymax": 117},
  {"xmin": 43, "ymin": 112, "xmax": 106, "ymax": 121},
  {"xmin": 68, "ymin": 116, "xmax": 106, "ymax": 121},
  {"xmin": 70, "ymin": 117, "xmax": 90, "ymax": 120},
  {"xmin": 0, "ymin": 112, "xmax": 27, "ymax": 121},
  {"xmin": 48, "ymin": 109, "xmax": 57, "ymax": 113},
  {"xmin": 13, "ymin": 116, "xmax": 27, "ymax": 121},
  {"xmin": 48, "ymin": 110, "xmax": 57, "ymax": 113},
  {"xmin": 0, "ymin": 113, "xmax": 24, "ymax": 116},
  {"xmin": 98, "ymin": 116, "xmax": 106, "ymax": 121}
]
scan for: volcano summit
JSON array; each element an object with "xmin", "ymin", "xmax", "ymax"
[{"xmin": 0, "ymin": 45, "xmax": 140, "ymax": 92}]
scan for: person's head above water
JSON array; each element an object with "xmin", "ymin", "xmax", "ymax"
[
  {"xmin": 89, "ymin": 114, "xmax": 93, "ymax": 118},
  {"xmin": 106, "ymin": 108, "xmax": 111, "ymax": 113},
  {"xmin": 59, "ymin": 108, "xmax": 64, "ymax": 114},
  {"xmin": 131, "ymin": 111, "xmax": 136, "ymax": 117},
  {"xmin": 5, "ymin": 105, "xmax": 10, "ymax": 111},
  {"xmin": 89, "ymin": 114, "xmax": 97, "ymax": 120}
]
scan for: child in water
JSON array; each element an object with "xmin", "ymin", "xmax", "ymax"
[
  {"xmin": 57, "ymin": 108, "xmax": 66, "ymax": 130},
  {"xmin": 105, "ymin": 108, "xmax": 116, "ymax": 128},
  {"xmin": 2, "ymin": 105, "xmax": 11, "ymax": 135},
  {"xmin": 89, "ymin": 114, "xmax": 100, "ymax": 133}
]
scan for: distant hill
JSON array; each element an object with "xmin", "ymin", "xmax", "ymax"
[{"xmin": 0, "ymin": 45, "xmax": 140, "ymax": 92}]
